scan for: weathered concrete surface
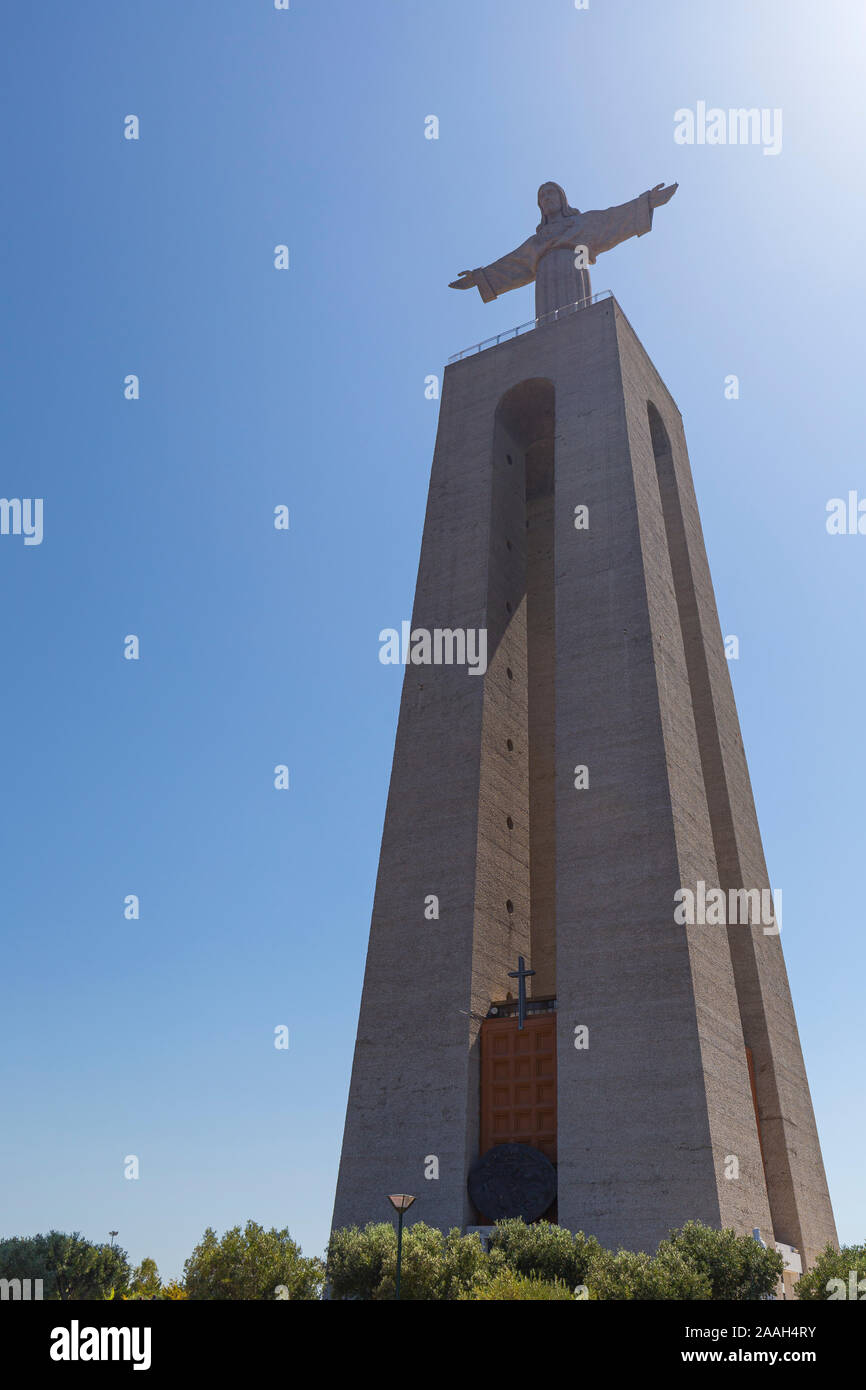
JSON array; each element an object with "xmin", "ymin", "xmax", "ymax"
[
  {"xmin": 619, "ymin": 317, "xmax": 838, "ymax": 1269},
  {"xmin": 332, "ymin": 298, "xmax": 836, "ymax": 1268}
]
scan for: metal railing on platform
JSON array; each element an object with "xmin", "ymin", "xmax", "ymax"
[{"xmin": 448, "ymin": 289, "xmax": 612, "ymax": 364}]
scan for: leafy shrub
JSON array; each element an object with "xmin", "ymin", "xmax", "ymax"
[
  {"xmin": 587, "ymin": 1246, "xmax": 712, "ymax": 1300},
  {"xmin": 157, "ymin": 1279, "xmax": 188, "ymax": 1300},
  {"xmin": 326, "ymin": 1222, "xmax": 488, "ymax": 1300},
  {"xmin": 460, "ymin": 1268, "xmax": 575, "ymax": 1300},
  {"xmin": 327, "ymin": 1216, "xmax": 793, "ymax": 1301},
  {"xmin": 795, "ymin": 1242, "xmax": 866, "ymax": 1300},
  {"xmin": 659, "ymin": 1221, "xmax": 784, "ymax": 1300},
  {"xmin": 487, "ymin": 1219, "xmax": 601, "ymax": 1288},
  {"xmin": 325, "ymin": 1223, "xmax": 395, "ymax": 1301}
]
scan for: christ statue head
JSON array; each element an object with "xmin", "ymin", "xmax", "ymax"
[{"xmin": 537, "ymin": 181, "xmax": 580, "ymax": 229}]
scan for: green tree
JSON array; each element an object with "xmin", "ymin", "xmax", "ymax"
[
  {"xmin": 126, "ymin": 1257, "xmax": 162, "ymax": 1300},
  {"xmin": 0, "ymin": 1231, "xmax": 131, "ymax": 1301},
  {"xmin": 183, "ymin": 1221, "xmax": 323, "ymax": 1300},
  {"xmin": 795, "ymin": 1242, "xmax": 866, "ymax": 1300},
  {"xmin": 157, "ymin": 1279, "xmax": 188, "ymax": 1300},
  {"xmin": 487, "ymin": 1219, "xmax": 602, "ymax": 1289},
  {"xmin": 660, "ymin": 1222, "xmax": 784, "ymax": 1300}
]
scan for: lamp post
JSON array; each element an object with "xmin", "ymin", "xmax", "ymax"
[
  {"xmin": 108, "ymin": 1231, "xmax": 118, "ymax": 1247},
  {"xmin": 387, "ymin": 1194, "xmax": 416, "ymax": 1300}
]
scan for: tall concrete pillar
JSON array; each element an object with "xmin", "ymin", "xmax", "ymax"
[{"xmin": 331, "ymin": 296, "xmax": 836, "ymax": 1269}]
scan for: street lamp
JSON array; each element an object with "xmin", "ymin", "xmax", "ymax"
[
  {"xmin": 387, "ymin": 1194, "xmax": 416, "ymax": 1300},
  {"xmin": 108, "ymin": 1231, "xmax": 118, "ymax": 1247}
]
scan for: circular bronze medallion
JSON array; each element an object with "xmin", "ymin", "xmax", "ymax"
[{"xmin": 467, "ymin": 1143, "xmax": 556, "ymax": 1223}]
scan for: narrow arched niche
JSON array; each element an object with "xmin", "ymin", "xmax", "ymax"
[
  {"xmin": 496, "ymin": 378, "xmax": 555, "ymax": 450},
  {"xmin": 485, "ymin": 377, "xmax": 557, "ymax": 999},
  {"xmin": 648, "ymin": 400, "xmax": 672, "ymax": 459}
]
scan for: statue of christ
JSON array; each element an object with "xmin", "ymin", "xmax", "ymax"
[{"xmin": 449, "ymin": 179, "xmax": 678, "ymax": 317}]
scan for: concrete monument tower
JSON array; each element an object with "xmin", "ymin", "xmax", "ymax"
[{"xmin": 332, "ymin": 178, "xmax": 837, "ymax": 1272}]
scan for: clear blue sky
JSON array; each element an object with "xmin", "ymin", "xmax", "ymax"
[{"xmin": 1, "ymin": 0, "xmax": 863, "ymax": 1280}]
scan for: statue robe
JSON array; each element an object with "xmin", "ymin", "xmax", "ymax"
[{"xmin": 471, "ymin": 189, "xmax": 655, "ymax": 317}]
